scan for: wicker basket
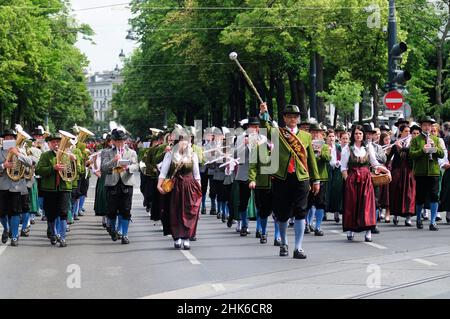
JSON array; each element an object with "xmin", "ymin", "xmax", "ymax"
[{"xmin": 371, "ymin": 173, "xmax": 392, "ymax": 187}]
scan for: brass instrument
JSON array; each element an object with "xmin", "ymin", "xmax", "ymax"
[
  {"xmin": 76, "ymin": 126, "xmax": 95, "ymax": 144},
  {"xmin": 6, "ymin": 126, "xmax": 32, "ymax": 181},
  {"xmin": 23, "ymin": 141, "xmax": 35, "ymax": 180},
  {"xmin": 57, "ymin": 130, "xmax": 78, "ymax": 182}
]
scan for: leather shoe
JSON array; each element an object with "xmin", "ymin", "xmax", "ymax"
[
  {"xmin": 288, "ymin": 222, "xmax": 294, "ymax": 228},
  {"xmin": 365, "ymin": 236, "xmax": 373, "ymax": 242},
  {"xmin": 20, "ymin": 230, "xmax": 29, "ymax": 237},
  {"xmin": 260, "ymin": 234, "xmax": 267, "ymax": 244},
  {"xmin": 429, "ymin": 224, "xmax": 439, "ymax": 231},
  {"xmin": 216, "ymin": 212, "xmax": 222, "ymax": 219},
  {"xmin": 347, "ymin": 234, "xmax": 354, "ymax": 241},
  {"xmin": 372, "ymin": 227, "xmax": 380, "ymax": 234},
  {"xmin": 50, "ymin": 236, "xmax": 57, "ymax": 245},
  {"xmin": 59, "ymin": 240, "xmax": 67, "ymax": 247},
  {"xmin": 190, "ymin": 236, "xmax": 197, "ymax": 241},
  {"xmin": 405, "ymin": 220, "xmax": 412, "ymax": 227},
  {"xmin": 279, "ymin": 244, "xmax": 288, "ymax": 257},
  {"xmin": 240, "ymin": 227, "xmax": 248, "ymax": 237},
  {"xmin": 221, "ymin": 214, "xmax": 226, "ymax": 223},
  {"xmin": 10, "ymin": 238, "xmax": 18, "ymax": 247},
  {"xmin": 1, "ymin": 231, "xmax": 8, "ymax": 244},
  {"xmin": 111, "ymin": 231, "xmax": 118, "ymax": 242},
  {"xmin": 174, "ymin": 239, "xmax": 182, "ymax": 249},
  {"xmin": 227, "ymin": 218, "xmax": 233, "ymax": 228},
  {"xmin": 314, "ymin": 229, "xmax": 324, "ymax": 236},
  {"xmin": 201, "ymin": 208, "xmax": 206, "ymax": 215},
  {"xmin": 209, "ymin": 208, "xmax": 217, "ymax": 215},
  {"xmin": 255, "ymin": 231, "xmax": 261, "ymax": 239},
  {"xmin": 121, "ymin": 236, "xmax": 130, "ymax": 244},
  {"xmin": 273, "ymin": 238, "xmax": 281, "ymax": 246},
  {"xmin": 304, "ymin": 226, "xmax": 310, "ymax": 234},
  {"xmin": 74, "ymin": 216, "xmax": 80, "ymax": 221},
  {"xmin": 436, "ymin": 216, "xmax": 442, "ymax": 222},
  {"xmin": 293, "ymin": 249, "xmax": 307, "ymax": 259},
  {"xmin": 416, "ymin": 220, "xmax": 423, "ymax": 229},
  {"xmin": 30, "ymin": 219, "xmax": 35, "ymax": 225},
  {"xmin": 334, "ymin": 212, "xmax": 340, "ymax": 223},
  {"xmin": 446, "ymin": 217, "xmax": 450, "ymax": 224},
  {"xmin": 393, "ymin": 216, "xmax": 399, "ymax": 225}
]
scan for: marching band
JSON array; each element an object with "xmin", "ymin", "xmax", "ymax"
[{"xmin": 0, "ymin": 110, "xmax": 450, "ymax": 259}]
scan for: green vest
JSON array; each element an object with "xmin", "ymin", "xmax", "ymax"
[
  {"xmin": 260, "ymin": 120, "xmax": 320, "ymax": 182},
  {"xmin": 409, "ymin": 134, "xmax": 444, "ymax": 177},
  {"xmin": 248, "ymin": 142, "xmax": 272, "ymax": 189},
  {"xmin": 316, "ymin": 144, "xmax": 331, "ymax": 181},
  {"xmin": 35, "ymin": 151, "xmax": 73, "ymax": 191}
]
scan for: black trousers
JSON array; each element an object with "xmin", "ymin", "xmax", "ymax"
[
  {"xmin": 415, "ymin": 176, "xmax": 439, "ymax": 205},
  {"xmin": 200, "ymin": 172, "xmax": 209, "ymax": 196},
  {"xmin": 307, "ymin": 181, "xmax": 328, "ymax": 210},
  {"xmin": 255, "ymin": 188, "xmax": 272, "ymax": 219},
  {"xmin": 106, "ymin": 180, "xmax": 133, "ymax": 220},
  {"xmin": 0, "ymin": 190, "xmax": 22, "ymax": 217},
  {"xmin": 238, "ymin": 181, "xmax": 251, "ymax": 212},
  {"xmin": 272, "ymin": 173, "xmax": 310, "ymax": 222},
  {"xmin": 208, "ymin": 176, "xmax": 218, "ymax": 201},
  {"xmin": 140, "ymin": 173, "xmax": 153, "ymax": 208},
  {"xmin": 42, "ymin": 191, "xmax": 71, "ymax": 222}
]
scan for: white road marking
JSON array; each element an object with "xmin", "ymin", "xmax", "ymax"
[
  {"xmin": 413, "ymin": 258, "xmax": 437, "ymax": 266},
  {"xmin": 211, "ymin": 283, "xmax": 226, "ymax": 292},
  {"xmin": 0, "ymin": 246, "xmax": 6, "ymax": 256},
  {"xmin": 364, "ymin": 242, "xmax": 387, "ymax": 250},
  {"xmin": 330, "ymin": 230, "xmax": 347, "ymax": 237},
  {"xmin": 180, "ymin": 250, "xmax": 201, "ymax": 265}
]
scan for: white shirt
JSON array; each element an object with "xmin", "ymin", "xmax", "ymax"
[
  {"xmin": 438, "ymin": 137, "xmax": 449, "ymax": 169},
  {"xmin": 159, "ymin": 151, "xmax": 201, "ymax": 181},
  {"xmin": 340, "ymin": 143, "xmax": 381, "ymax": 172},
  {"xmin": 329, "ymin": 144, "xmax": 340, "ymax": 169}
]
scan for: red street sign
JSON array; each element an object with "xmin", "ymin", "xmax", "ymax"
[{"xmin": 384, "ymin": 90, "xmax": 404, "ymax": 110}]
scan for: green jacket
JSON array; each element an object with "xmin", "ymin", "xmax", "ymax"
[
  {"xmin": 315, "ymin": 144, "xmax": 331, "ymax": 181},
  {"xmin": 35, "ymin": 150, "xmax": 73, "ymax": 191},
  {"xmin": 248, "ymin": 142, "xmax": 272, "ymax": 189},
  {"xmin": 409, "ymin": 133, "xmax": 444, "ymax": 177},
  {"xmin": 260, "ymin": 119, "xmax": 320, "ymax": 182},
  {"xmin": 143, "ymin": 143, "xmax": 167, "ymax": 178},
  {"xmin": 192, "ymin": 144, "xmax": 204, "ymax": 165},
  {"xmin": 71, "ymin": 147, "xmax": 83, "ymax": 183}
]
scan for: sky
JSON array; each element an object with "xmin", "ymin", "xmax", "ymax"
[{"xmin": 71, "ymin": 0, "xmax": 137, "ymax": 73}]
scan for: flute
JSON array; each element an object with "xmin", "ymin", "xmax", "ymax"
[{"xmin": 381, "ymin": 135, "xmax": 411, "ymax": 150}]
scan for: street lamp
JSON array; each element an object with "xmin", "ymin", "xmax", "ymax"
[
  {"xmin": 126, "ymin": 30, "xmax": 137, "ymax": 40},
  {"xmin": 119, "ymin": 49, "xmax": 125, "ymax": 59}
]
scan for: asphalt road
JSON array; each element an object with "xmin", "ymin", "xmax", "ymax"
[{"xmin": 1, "ymin": 176, "xmax": 450, "ymax": 299}]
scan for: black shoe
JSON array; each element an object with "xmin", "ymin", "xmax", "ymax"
[
  {"xmin": 255, "ymin": 230, "xmax": 261, "ymax": 239},
  {"xmin": 240, "ymin": 227, "xmax": 248, "ymax": 237},
  {"xmin": 304, "ymin": 226, "xmax": 310, "ymax": 234},
  {"xmin": 260, "ymin": 234, "xmax": 267, "ymax": 244},
  {"xmin": 146, "ymin": 206, "xmax": 150, "ymax": 213},
  {"xmin": 1, "ymin": 231, "xmax": 8, "ymax": 244},
  {"xmin": 47, "ymin": 229, "xmax": 52, "ymax": 239},
  {"xmin": 10, "ymin": 238, "xmax": 18, "ymax": 247},
  {"xmin": 209, "ymin": 208, "xmax": 217, "ymax": 215},
  {"xmin": 365, "ymin": 236, "xmax": 373, "ymax": 242},
  {"xmin": 190, "ymin": 237, "xmax": 197, "ymax": 241},
  {"xmin": 8, "ymin": 231, "xmax": 12, "ymax": 239},
  {"xmin": 174, "ymin": 240, "xmax": 182, "ymax": 249},
  {"xmin": 422, "ymin": 214, "xmax": 429, "ymax": 221},
  {"xmin": 201, "ymin": 208, "xmax": 206, "ymax": 215},
  {"xmin": 393, "ymin": 217, "xmax": 399, "ymax": 225},
  {"xmin": 347, "ymin": 234, "xmax": 354, "ymax": 241},
  {"xmin": 111, "ymin": 231, "xmax": 118, "ymax": 242},
  {"xmin": 41, "ymin": 216, "xmax": 47, "ymax": 221},
  {"xmin": 227, "ymin": 218, "xmax": 233, "ymax": 228},
  {"xmin": 217, "ymin": 212, "xmax": 222, "ymax": 219},
  {"xmin": 405, "ymin": 220, "xmax": 412, "ymax": 227},
  {"xmin": 446, "ymin": 217, "xmax": 450, "ymax": 224},
  {"xmin": 436, "ymin": 216, "xmax": 442, "ymax": 222},
  {"xmin": 288, "ymin": 222, "xmax": 294, "ymax": 228},
  {"xmin": 30, "ymin": 219, "xmax": 35, "ymax": 225},
  {"xmin": 429, "ymin": 224, "xmax": 439, "ymax": 231},
  {"xmin": 221, "ymin": 214, "xmax": 226, "ymax": 223},
  {"xmin": 334, "ymin": 213, "xmax": 340, "ymax": 223},
  {"xmin": 416, "ymin": 220, "xmax": 423, "ymax": 229},
  {"xmin": 20, "ymin": 230, "xmax": 29, "ymax": 237},
  {"xmin": 293, "ymin": 249, "xmax": 307, "ymax": 259},
  {"xmin": 372, "ymin": 227, "xmax": 380, "ymax": 234},
  {"xmin": 309, "ymin": 225, "xmax": 315, "ymax": 232},
  {"xmin": 273, "ymin": 238, "xmax": 281, "ymax": 246},
  {"xmin": 59, "ymin": 240, "xmax": 67, "ymax": 247},
  {"xmin": 67, "ymin": 220, "xmax": 74, "ymax": 225},
  {"xmin": 121, "ymin": 236, "xmax": 130, "ymax": 244},
  {"xmin": 117, "ymin": 233, "xmax": 123, "ymax": 240},
  {"xmin": 102, "ymin": 223, "xmax": 107, "ymax": 228},
  {"xmin": 279, "ymin": 244, "xmax": 289, "ymax": 257},
  {"xmin": 314, "ymin": 229, "xmax": 324, "ymax": 236},
  {"xmin": 50, "ymin": 236, "xmax": 57, "ymax": 245},
  {"xmin": 74, "ymin": 216, "xmax": 80, "ymax": 221},
  {"xmin": 322, "ymin": 214, "xmax": 328, "ymax": 221}
]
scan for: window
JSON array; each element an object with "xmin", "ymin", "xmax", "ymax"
[{"xmin": 96, "ymin": 90, "xmax": 98, "ymax": 97}]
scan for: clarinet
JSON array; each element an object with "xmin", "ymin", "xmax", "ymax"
[{"xmin": 422, "ymin": 132, "xmax": 434, "ymax": 161}]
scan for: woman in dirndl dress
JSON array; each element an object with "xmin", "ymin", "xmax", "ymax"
[
  {"xmin": 341, "ymin": 125, "xmax": 390, "ymax": 242},
  {"xmin": 157, "ymin": 133, "xmax": 202, "ymax": 250},
  {"xmin": 389, "ymin": 125, "xmax": 415, "ymax": 226},
  {"xmin": 94, "ymin": 138, "xmax": 111, "ymax": 228}
]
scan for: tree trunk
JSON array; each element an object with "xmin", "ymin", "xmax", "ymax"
[
  {"xmin": 288, "ymin": 70, "xmax": 299, "ymax": 106},
  {"xmin": 358, "ymin": 91, "xmax": 364, "ymax": 123},
  {"xmin": 238, "ymin": 74, "xmax": 247, "ymax": 122},
  {"xmin": 333, "ymin": 108, "xmax": 338, "ymax": 127},
  {"xmin": 274, "ymin": 74, "xmax": 286, "ymax": 127},
  {"xmin": 316, "ymin": 53, "xmax": 325, "ymax": 123},
  {"xmin": 371, "ymin": 81, "xmax": 379, "ymax": 126},
  {"xmin": 268, "ymin": 70, "xmax": 275, "ymax": 119},
  {"xmin": 297, "ymin": 76, "xmax": 308, "ymax": 121},
  {"xmin": 436, "ymin": 43, "xmax": 443, "ymax": 122}
]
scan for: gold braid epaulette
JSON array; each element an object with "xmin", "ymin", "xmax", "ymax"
[{"xmin": 279, "ymin": 128, "xmax": 309, "ymax": 173}]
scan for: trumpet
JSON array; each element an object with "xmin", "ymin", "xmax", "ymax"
[{"xmin": 422, "ymin": 132, "xmax": 436, "ymax": 161}]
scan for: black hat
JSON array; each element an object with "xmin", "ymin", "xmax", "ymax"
[
  {"xmin": 418, "ymin": 116, "xmax": 436, "ymax": 125},
  {"xmin": 334, "ymin": 124, "xmax": 346, "ymax": 132},
  {"xmin": 283, "ymin": 104, "xmax": 301, "ymax": 115},
  {"xmin": 0, "ymin": 129, "xmax": 17, "ymax": 138},
  {"xmin": 362, "ymin": 123, "xmax": 376, "ymax": 133},
  {"xmin": 379, "ymin": 124, "xmax": 390, "ymax": 131},
  {"xmin": 111, "ymin": 129, "xmax": 127, "ymax": 141},
  {"xmin": 32, "ymin": 127, "xmax": 45, "ymax": 136},
  {"xmin": 394, "ymin": 118, "xmax": 409, "ymax": 127},
  {"xmin": 410, "ymin": 124, "xmax": 422, "ymax": 132},
  {"xmin": 45, "ymin": 133, "xmax": 62, "ymax": 142},
  {"xmin": 299, "ymin": 119, "xmax": 311, "ymax": 126},
  {"xmin": 247, "ymin": 117, "xmax": 260, "ymax": 126},
  {"xmin": 309, "ymin": 123, "xmax": 325, "ymax": 132}
]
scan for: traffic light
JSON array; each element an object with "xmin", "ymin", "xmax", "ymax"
[{"xmin": 389, "ymin": 42, "xmax": 411, "ymax": 88}]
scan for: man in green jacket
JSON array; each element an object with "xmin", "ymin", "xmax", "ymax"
[
  {"xmin": 409, "ymin": 116, "xmax": 445, "ymax": 230},
  {"xmin": 259, "ymin": 103, "xmax": 320, "ymax": 259},
  {"xmin": 306, "ymin": 123, "xmax": 331, "ymax": 236},
  {"xmin": 35, "ymin": 133, "xmax": 74, "ymax": 247}
]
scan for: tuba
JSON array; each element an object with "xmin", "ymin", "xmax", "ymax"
[
  {"xmin": 56, "ymin": 130, "xmax": 78, "ymax": 182},
  {"xmin": 75, "ymin": 126, "xmax": 95, "ymax": 144},
  {"xmin": 6, "ymin": 125, "xmax": 32, "ymax": 181}
]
